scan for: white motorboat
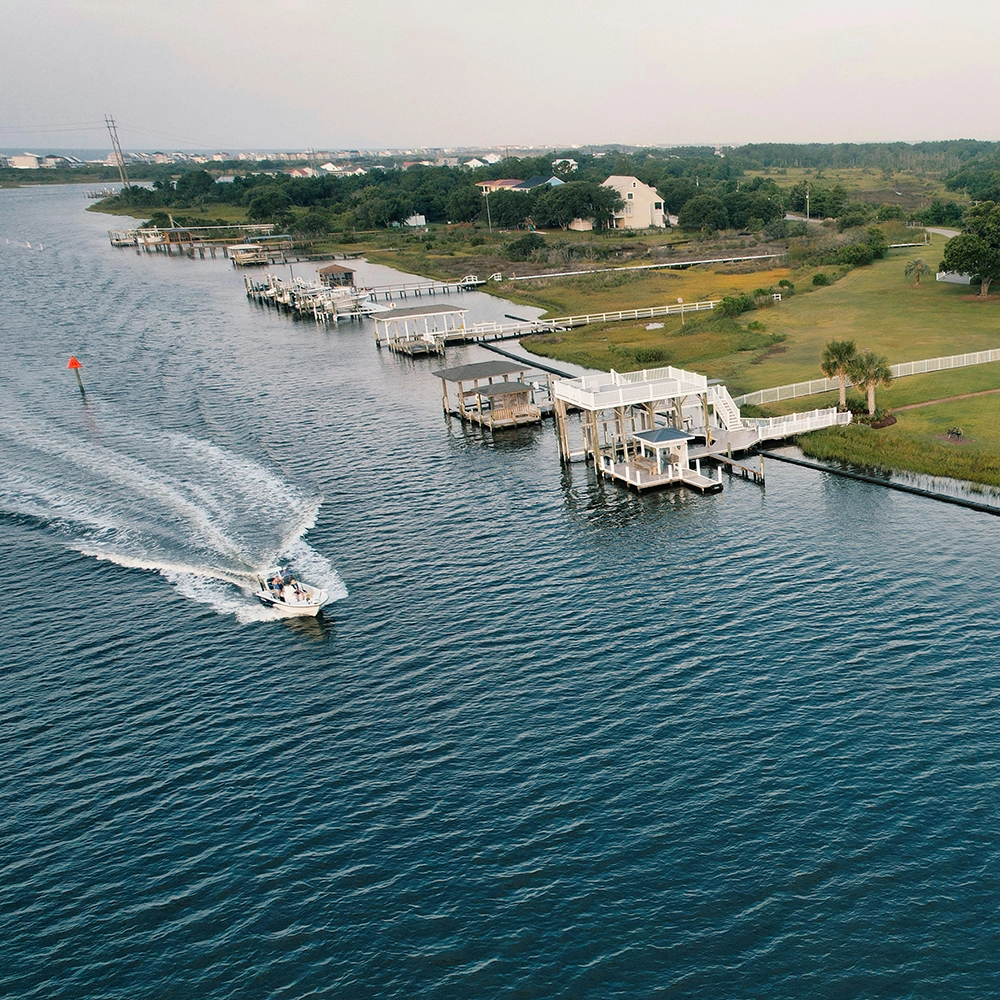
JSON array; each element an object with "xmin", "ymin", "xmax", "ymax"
[{"xmin": 254, "ymin": 568, "xmax": 330, "ymax": 617}]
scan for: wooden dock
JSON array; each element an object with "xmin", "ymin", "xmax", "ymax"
[
  {"xmin": 713, "ymin": 454, "xmax": 765, "ymax": 483},
  {"xmin": 363, "ymin": 274, "xmax": 494, "ymax": 300},
  {"xmin": 244, "ymin": 274, "xmax": 373, "ymax": 324}
]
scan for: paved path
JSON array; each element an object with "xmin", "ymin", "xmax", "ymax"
[{"xmin": 893, "ymin": 388, "xmax": 1000, "ymax": 412}]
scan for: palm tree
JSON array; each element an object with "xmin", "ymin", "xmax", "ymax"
[
  {"xmin": 905, "ymin": 257, "xmax": 933, "ymax": 286},
  {"xmin": 848, "ymin": 349, "xmax": 893, "ymax": 415},
  {"xmin": 820, "ymin": 339, "xmax": 857, "ymax": 410}
]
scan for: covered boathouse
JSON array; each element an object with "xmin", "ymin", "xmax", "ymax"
[
  {"xmin": 374, "ymin": 304, "xmax": 469, "ymax": 355},
  {"xmin": 433, "ymin": 360, "xmax": 543, "ymax": 429},
  {"xmin": 318, "ymin": 263, "xmax": 356, "ymax": 287}
]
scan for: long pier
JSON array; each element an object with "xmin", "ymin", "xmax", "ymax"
[{"xmin": 362, "ymin": 275, "xmax": 494, "ymax": 300}]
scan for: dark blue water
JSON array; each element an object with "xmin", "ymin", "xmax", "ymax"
[{"xmin": 3, "ymin": 186, "xmax": 1000, "ymax": 999}]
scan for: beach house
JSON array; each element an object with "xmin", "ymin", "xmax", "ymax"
[{"xmin": 602, "ymin": 175, "xmax": 667, "ymax": 229}]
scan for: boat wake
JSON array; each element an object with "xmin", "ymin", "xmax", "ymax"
[{"xmin": 0, "ymin": 406, "xmax": 347, "ymax": 622}]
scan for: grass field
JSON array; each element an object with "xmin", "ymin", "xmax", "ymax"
[
  {"xmin": 741, "ymin": 165, "xmax": 964, "ymax": 210},
  {"xmin": 523, "ymin": 236, "xmax": 1000, "ymax": 394}
]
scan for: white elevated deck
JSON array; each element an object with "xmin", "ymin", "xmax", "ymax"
[{"xmin": 552, "ymin": 364, "xmax": 851, "ymax": 495}]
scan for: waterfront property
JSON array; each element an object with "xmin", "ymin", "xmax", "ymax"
[
  {"xmin": 374, "ymin": 304, "xmax": 469, "ymax": 355},
  {"xmin": 318, "ymin": 263, "xmax": 356, "ymax": 287},
  {"xmin": 602, "ymin": 176, "xmax": 667, "ymax": 229},
  {"xmin": 433, "ymin": 360, "xmax": 545, "ymax": 429},
  {"xmin": 244, "ymin": 273, "xmax": 372, "ymax": 323},
  {"xmin": 552, "ymin": 366, "xmax": 848, "ymax": 494}
]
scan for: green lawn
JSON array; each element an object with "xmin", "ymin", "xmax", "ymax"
[{"xmin": 523, "ymin": 236, "xmax": 1000, "ymax": 397}]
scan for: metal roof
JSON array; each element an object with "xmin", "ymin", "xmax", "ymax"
[
  {"xmin": 432, "ymin": 360, "xmax": 526, "ymax": 382},
  {"xmin": 379, "ymin": 303, "xmax": 468, "ymax": 320},
  {"xmin": 318, "ymin": 263, "xmax": 355, "ymax": 273},
  {"xmin": 474, "ymin": 380, "xmax": 534, "ymax": 397},
  {"xmin": 630, "ymin": 427, "xmax": 694, "ymax": 445}
]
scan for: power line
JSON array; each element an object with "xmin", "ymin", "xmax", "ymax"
[
  {"xmin": 105, "ymin": 115, "xmax": 130, "ymax": 190},
  {"xmin": 0, "ymin": 121, "xmax": 106, "ymax": 134}
]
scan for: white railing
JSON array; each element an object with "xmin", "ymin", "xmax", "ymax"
[
  {"xmin": 744, "ymin": 408, "xmax": 851, "ymax": 441},
  {"xmin": 542, "ymin": 299, "xmax": 719, "ymax": 330},
  {"xmin": 733, "ymin": 349, "xmax": 1000, "ymax": 406},
  {"xmin": 506, "ymin": 254, "xmax": 784, "ymax": 282},
  {"xmin": 554, "ymin": 365, "xmax": 709, "ymax": 409}
]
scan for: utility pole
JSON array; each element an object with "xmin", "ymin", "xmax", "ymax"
[
  {"xmin": 805, "ymin": 183, "xmax": 810, "ymax": 222},
  {"xmin": 104, "ymin": 115, "xmax": 131, "ymax": 194},
  {"xmin": 485, "ymin": 189, "xmax": 493, "ymax": 235}
]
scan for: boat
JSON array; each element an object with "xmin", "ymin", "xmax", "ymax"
[{"xmin": 254, "ymin": 568, "xmax": 330, "ymax": 617}]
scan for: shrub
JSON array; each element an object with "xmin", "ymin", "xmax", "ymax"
[
  {"xmin": 762, "ymin": 217, "xmax": 789, "ymax": 240},
  {"xmin": 838, "ymin": 242, "xmax": 876, "ymax": 267},
  {"xmin": 502, "ymin": 233, "xmax": 545, "ymax": 261},
  {"xmin": 746, "ymin": 320, "xmax": 767, "ymax": 332},
  {"xmin": 777, "ymin": 279, "xmax": 794, "ymax": 290},
  {"xmin": 633, "ymin": 347, "xmax": 668, "ymax": 365},
  {"xmin": 718, "ymin": 293, "xmax": 756, "ymax": 317},
  {"xmin": 813, "ymin": 272, "xmax": 831, "ymax": 286}
]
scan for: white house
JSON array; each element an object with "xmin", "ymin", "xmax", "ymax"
[
  {"xmin": 602, "ymin": 175, "xmax": 666, "ymax": 229},
  {"xmin": 9, "ymin": 152, "xmax": 40, "ymax": 169},
  {"xmin": 463, "ymin": 158, "xmax": 486, "ymax": 169},
  {"xmin": 552, "ymin": 158, "xmax": 578, "ymax": 172}
]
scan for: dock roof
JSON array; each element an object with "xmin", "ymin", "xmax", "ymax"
[
  {"xmin": 474, "ymin": 380, "xmax": 534, "ymax": 397},
  {"xmin": 432, "ymin": 360, "xmax": 527, "ymax": 382},
  {"xmin": 318, "ymin": 263, "xmax": 355, "ymax": 274},
  {"xmin": 380, "ymin": 303, "xmax": 468, "ymax": 320},
  {"xmin": 630, "ymin": 427, "xmax": 694, "ymax": 444}
]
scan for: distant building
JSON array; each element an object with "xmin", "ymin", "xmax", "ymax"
[
  {"xmin": 405, "ymin": 214, "xmax": 427, "ymax": 227},
  {"xmin": 8, "ymin": 153, "xmax": 40, "ymax": 169},
  {"xmin": 287, "ymin": 167, "xmax": 318, "ymax": 178},
  {"xmin": 510, "ymin": 175, "xmax": 564, "ymax": 192},
  {"xmin": 463, "ymin": 158, "xmax": 486, "ymax": 169},
  {"xmin": 602, "ymin": 175, "xmax": 666, "ymax": 229},
  {"xmin": 568, "ymin": 218, "xmax": 593, "ymax": 231},
  {"xmin": 318, "ymin": 263, "xmax": 356, "ymax": 287},
  {"xmin": 476, "ymin": 178, "xmax": 523, "ymax": 194},
  {"xmin": 552, "ymin": 158, "xmax": 578, "ymax": 172},
  {"xmin": 482, "ymin": 153, "xmax": 503, "ymax": 165},
  {"xmin": 320, "ymin": 162, "xmax": 341, "ymax": 172}
]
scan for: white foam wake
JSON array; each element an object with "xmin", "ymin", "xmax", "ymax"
[{"xmin": 0, "ymin": 404, "xmax": 348, "ymax": 621}]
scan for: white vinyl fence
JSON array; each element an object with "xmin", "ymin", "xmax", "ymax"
[{"xmin": 734, "ymin": 349, "xmax": 1000, "ymax": 407}]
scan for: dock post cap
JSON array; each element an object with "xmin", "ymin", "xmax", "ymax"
[{"xmin": 67, "ymin": 356, "xmax": 83, "ymax": 369}]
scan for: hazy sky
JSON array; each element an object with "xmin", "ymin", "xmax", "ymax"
[{"xmin": 2, "ymin": 0, "xmax": 999, "ymax": 151}]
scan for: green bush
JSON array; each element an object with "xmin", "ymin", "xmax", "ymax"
[
  {"xmin": 632, "ymin": 347, "xmax": 668, "ymax": 365},
  {"xmin": 813, "ymin": 272, "xmax": 831, "ymax": 286},
  {"xmin": 503, "ymin": 233, "xmax": 545, "ymax": 261},
  {"xmin": 838, "ymin": 242, "xmax": 876, "ymax": 267},
  {"xmin": 718, "ymin": 293, "xmax": 756, "ymax": 317}
]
